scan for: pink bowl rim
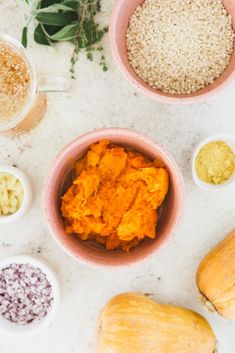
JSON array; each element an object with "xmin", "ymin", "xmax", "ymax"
[
  {"xmin": 44, "ymin": 128, "xmax": 185, "ymax": 268},
  {"xmin": 109, "ymin": 0, "xmax": 235, "ymax": 105}
]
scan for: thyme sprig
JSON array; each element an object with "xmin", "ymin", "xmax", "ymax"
[{"xmin": 22, "ymin": 0, "xmax": 108, "ymax": 78}]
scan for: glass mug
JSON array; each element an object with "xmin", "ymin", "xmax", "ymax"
[{"xmin": 0, "ymin": 34, "xmax": 71, "ymax": 136}]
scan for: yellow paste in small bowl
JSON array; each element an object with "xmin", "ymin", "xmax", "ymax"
[{"xmin": 196, "ymin": 141, "xmax": 235, "ymax": 185}]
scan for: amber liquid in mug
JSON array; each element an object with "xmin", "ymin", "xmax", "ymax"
[{"xmin": 0, "ymin": 40, "xmax": 46, "ymax": 136}]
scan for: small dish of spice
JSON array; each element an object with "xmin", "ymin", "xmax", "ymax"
[
  {"xmin": 0, "ymin": 256, "xmax": 60, "ymax": 334},
  {"xmin": 192, "ymin": 135, "xmax": 235, "ymax": 190},
  {"xmin": 0, "ymin": 165, "xmax": 32, "ymax": 223}
]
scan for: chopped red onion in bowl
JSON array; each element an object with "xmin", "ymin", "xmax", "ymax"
[{"xmin": 0, "ymin": 263, "xmax": 54, "ymax": 325}]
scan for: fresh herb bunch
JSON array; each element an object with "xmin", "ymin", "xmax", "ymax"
[{"xmin": 22, "ymin": 0, "xmax": 108, "ymax": 78}]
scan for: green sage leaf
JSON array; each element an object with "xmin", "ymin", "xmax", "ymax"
[
  {"xmin": 37, "ymin": 3, "xmax": 76, "ymax": 12},
  {"xmin": 34, "ymin": 24, "xmax": 51, "ymax": 45},
  {"xmin": 62, "ymin": 0, "xmax": 80, "ymax": 11},
  {"xmin": 36, "ymin": 12, "xmax": 77, "ymax": 26},
  {"xmin": 21, "ymin": 26, "xmax": 28, "ymax": 48},
  {"xmin": 48, "ymin": 23, "xmax": 78, "ymax": 41},
  {"xmin": 43, "ymin": 24, "xmax": 64, "ymax": 36},
  {"xmin": 41, "ymin": 0, "xmax": 62, "ymax": 7}
]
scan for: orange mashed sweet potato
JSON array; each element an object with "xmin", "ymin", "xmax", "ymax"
[{"xmin": 61, "ymin": 140, "xmax": 169, "ymax": 252}]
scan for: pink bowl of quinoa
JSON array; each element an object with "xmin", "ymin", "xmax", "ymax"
[{"xmin": 109, "ymin": 0, "xmax": 235, "ymax": 104}]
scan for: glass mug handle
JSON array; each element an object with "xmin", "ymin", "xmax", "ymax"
[
  {"xmin": 2, "ymin": 75, "xmax": 72, "ymax": 136},
  {"xmin": 38, "ymin": 75, "xmax": 72, "ymax": 102}
]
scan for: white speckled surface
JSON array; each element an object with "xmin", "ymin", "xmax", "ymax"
[{"xmin": 0, "ymin": 1, "xmax": 235, "ymax": 352}]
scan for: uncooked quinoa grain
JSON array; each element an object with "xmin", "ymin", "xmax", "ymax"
[
  {"xmin": 0, "ymin": 263, "xmax": 53, "ymax": 325},
  {"xmin": 126, "ymin": 0, "xmax": 235, "ymax": 94}
]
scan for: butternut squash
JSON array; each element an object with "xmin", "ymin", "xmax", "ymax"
[
  {"xmin": 197, "ymin": 229, "xmax": 235, "ymax": 319},
  {"xmin": 96, "ymin": 293, "xmax": 216, "ymax": 353}
]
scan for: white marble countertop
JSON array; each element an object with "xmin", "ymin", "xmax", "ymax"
[{"xmin": 0, "ymin": 1, "xmax": 235, "ymax": 352}]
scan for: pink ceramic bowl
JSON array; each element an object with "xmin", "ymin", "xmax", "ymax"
[
  {"xmin": 109, "ymin": 0, "xmax": 235, "ymax": 104},
  {"xmin": 44, "ymin": 128, "xmax": 184, "ymax": 267}
]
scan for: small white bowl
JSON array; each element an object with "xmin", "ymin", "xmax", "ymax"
[
  {"xmin": 0, "ymin": 255, "xmax": 60, "ymax": 335},
  {"xmin": 192, "ymin": 134, "xmax": 235, "ymax": 190},
  {"xmin": 0, "ymin": 165, "xmax": 32, "ymax": 223}
]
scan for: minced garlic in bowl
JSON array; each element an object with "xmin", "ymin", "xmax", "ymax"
[
  {"xmin": 0, "ymin": 165, "xmax": 32, "ymax": 223},
  {"xmin": 195, "ymin": 141, "xmax": 235, "ymax": 185},
  {"xmin": 0, "ymin": 172, "xmax": 24, "ymax": 215}
]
